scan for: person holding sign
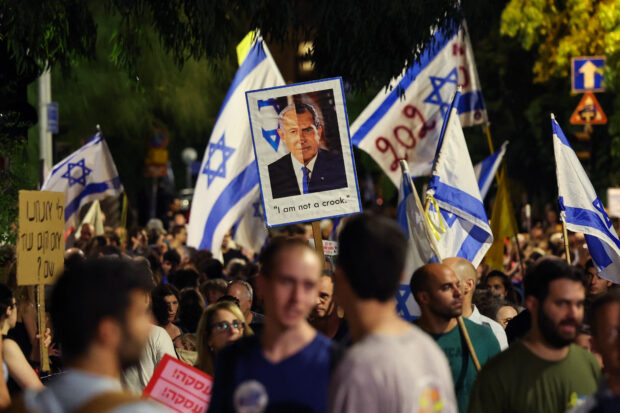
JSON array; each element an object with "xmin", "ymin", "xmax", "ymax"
[
  {"xmin": 268, "ymin": 103, "xmax": 347, "ymax": 199},
  {"xmin": 208, "ymin": 237, "xmax": 340, "ymax": 413}
]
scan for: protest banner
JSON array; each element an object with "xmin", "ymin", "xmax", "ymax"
[
  {"xmin": 143, "ymin": 354, "xmax": 213, "ymax": 413},
  {"xmin": 17, "ymin": 190, "xmax": 65, "ymax": 285},
  {"xmin": 245, "ymin": 77, "xmax": 362, "ymax": 228},
  {"xmin": 308, "ymin": 239, "xmax": 338, "ymax": 257},
  {"xmin": 322, "ymin": 240, "xmax": 338, "ymax": 257},
  {"xmin": 16, "ymin": 190, "xmax": 65, "ymax": 373}
]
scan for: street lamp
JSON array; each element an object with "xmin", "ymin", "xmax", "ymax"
[{"xmin": 181, "ymin": 147, "xmax": 198, "ymax": 188}]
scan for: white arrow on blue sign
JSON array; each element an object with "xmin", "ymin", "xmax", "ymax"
[{"xmin": 572, "ymin": 56, "xmax": 605, "ymax": 93}]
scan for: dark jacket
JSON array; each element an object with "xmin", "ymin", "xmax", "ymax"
[{"xmin": 267, "ymin": 149, "xmax": 347, "ymax": 199}]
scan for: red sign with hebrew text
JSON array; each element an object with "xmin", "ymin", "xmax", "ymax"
[{"xmin": 143, "ymin": 354, "xmax": 213, "ymax": 413}]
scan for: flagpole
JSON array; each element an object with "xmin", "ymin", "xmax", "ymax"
[
  {"xmin": 483, "ymin": 123, "xmax": 525, "ymax": 275},
  {"xmin": 311, "ymin": 221, "xmax": 325, "ymax": 264},
  {"xmin": 417, "ymin": 90, "xmax": 483, "ymax": 371},
  {"xmin": 428, "ymin": 86, "xmax": 462, "ymax": 178},
  {"xmin": 561, "ymin": 215, "xmax": 571, "ymax": 264}
]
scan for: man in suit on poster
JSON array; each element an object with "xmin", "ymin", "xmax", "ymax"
[{"xmin": 268, "ymin": 102, "xmax": 347, "ymax": 199}]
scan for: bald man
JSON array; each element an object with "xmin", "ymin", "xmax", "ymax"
[
  {"xmin": 411, "ymin": 263, "xmax": 500, "ymax": 413},
  {"xmin": 444, "ymin": 257, "xmax": 508, "ymax": 350}
]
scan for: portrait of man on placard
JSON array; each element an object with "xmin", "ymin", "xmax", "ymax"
[{"xmin": 268, "ymin": 98, "xmax": 347, "ymax": 199}]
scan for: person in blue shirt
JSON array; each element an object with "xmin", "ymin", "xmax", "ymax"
[{"xmin": 208, "ymin": 237, "xmax": 338, "ymax": 413}]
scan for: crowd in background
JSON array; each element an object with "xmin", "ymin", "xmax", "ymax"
[{"xmin": 0, "ymin": 196, "xmax": 616, "ymax": 412}]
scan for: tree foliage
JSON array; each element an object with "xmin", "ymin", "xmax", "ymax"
[
  {"xmin": 0, "ymin": 0, "xmax": 474, "ymax": 93},
  {"xmin": 500, "ymin": 0, "xmax": 620, "ymax": 189},
  {"xmin": 501, "ymin": 0, "xmax": 620, "ymax": 83},
  {"xmin": 42, "ymin": 4, "xmax": 235, "ymax": 224}
]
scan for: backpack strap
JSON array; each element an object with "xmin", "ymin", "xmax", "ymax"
[{"xmin": 72, "ymin": 391, "xmax": 142, "ymax": 413}]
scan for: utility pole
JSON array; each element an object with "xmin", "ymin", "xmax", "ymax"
[{"xmin": 38, "ymin": 68, "xmax": 53, "ymax": 184}]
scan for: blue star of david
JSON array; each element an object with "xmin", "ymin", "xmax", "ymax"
[
  {"xmin": 424, "ymin": 67, "xmax": 459, "ymax": 119},
  {"xmin": 61, "ymin": 158, "xmax": 92, "ymax": 187},
  {"xmin": 252, "ymin": 201, "xmax": 262, "ymax": 219},
  {"xmin": 202, "ymin": 133, "xmax": 235, "ymax": 188},
  {"xmin": 429, "ymin": 202, "xmax": 458, "ymax": 228},
  {"xmin": 396, "ymin": 285, "xmax": 413, "ymax": 321},
  {"xmin": 441, "ymin": 209, "xmax": 458, "ymax": 228},
  {"xmin": 593, "ymin": 197, "xmax": 612, "ymax": 228}
]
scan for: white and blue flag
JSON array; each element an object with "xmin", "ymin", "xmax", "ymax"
[
  {"xmin": 233, "ymin": 196, "xmax": 269, "ymax": 256},
  {"xmin": 396, "ymin": 160, "xmax": 438, "ymax": 320},
  {"xmin": 552, "ymin": 115, "xmax": 620, "ymax": 283},
  {"xmin": 425, "ymin": 89, "xmax": 493, "ymax": 267},
  {"xmin": 187, "ymin": 36, "xmax": 284, "ymax": 258},
  {"xmin": 41, "ymin": 132, "xmax": 123, "ymax": 229},
  {"xmin": 350, "ymin": 22, "xmax": 487, "ymax": 186},
  {"xmin": 474, "ymin": 141, "xmax": 508, "ymax": 200}
]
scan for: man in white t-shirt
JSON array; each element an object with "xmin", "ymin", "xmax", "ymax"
[
  {"xmin": 329, "ymin": 214, "xmax": 457, "ymax": 413},
  {"xmin": 122, "ymin": 325, "xmax": 177, "ymax": 394},
  {"xmin": 444, "ymin": 257, "xmax": 508, "ymax": 350}
]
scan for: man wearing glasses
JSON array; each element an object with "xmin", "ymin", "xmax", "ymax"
[
  {"xmin": 268, "ymin": 102, "xmax": 347, "ymax": 199},
  {"xmin": 208, "ymin": 237, "xmax": 339, "ymax": 413}
]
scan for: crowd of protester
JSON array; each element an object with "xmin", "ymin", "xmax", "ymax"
[{"xmin": 0, "ymin": 199, "xmax": 617, "ymax": 412}]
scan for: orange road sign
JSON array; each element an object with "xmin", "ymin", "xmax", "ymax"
[{"xmin": 570, "ymin": 92, "xmax": 607, "ymax": 125}]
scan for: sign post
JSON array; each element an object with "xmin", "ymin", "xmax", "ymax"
[
  {"xmin": 569, "ymin": 57, "xmax": 606, "ymax": 161},
  {"xmin": 311, "ymin": 221, "xmax": 325, "ymax": 263},
  {"xmin": 16, "ymin": 190, "xmax": 65, "ymax": 373}
]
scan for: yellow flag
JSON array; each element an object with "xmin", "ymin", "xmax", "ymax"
[
  {"xmin": 485, "ymin": 166, "xmax": 518, "ymax": 270},
  {"xmin": 236, "ymin": 31, "xmax": 257, "ymax": 66}
]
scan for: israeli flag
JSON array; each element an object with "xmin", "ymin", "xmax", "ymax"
[
  {"xmin": 41, "ymin": 132, "xmax": 123, "ymax": 229},
  {"xmin": 396, "ymin": 160, "xmax": 438, "ymax": 320},
  {"xmin": 425, "ymin": 89, "xmax": 493, "ymax": 267},
  {"xmin": 187, "ymin": 36, "xmax": 284, "ymax": 258},
  {"xmin": 474, "ymin": 141, "xmax": 508, "ymax": 200},
  {"xmin": 552, "ymin": 115, "xmax": 620, "ymax": 283},
  {"xmin": 350, "ymin": 21, "xmax": 487, "ymax": 187},
  {"xmin": 233, "ymin": 194, "xmax": 269, "ymax": 256}
]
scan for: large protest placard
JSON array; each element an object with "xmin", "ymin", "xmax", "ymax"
[
  {"xmin": 246, "ymin": 77, "xmax": 361, "ymax": 227},
  {"xmin": 17, "ymin": 190, "xmax": 64, "ymax": 286},
  {"xmin": 143, "ymin": 354, "xmax": 213, "ymax": 413}
]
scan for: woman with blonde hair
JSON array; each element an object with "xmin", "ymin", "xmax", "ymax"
[{"xmin": 196, "ymin": 301, "xmax": 253, "ymax": 376}]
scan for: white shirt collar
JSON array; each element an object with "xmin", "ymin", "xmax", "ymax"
[{"xmin": 469, "ymin": 305, "xmax": 482, "ymax": 322}]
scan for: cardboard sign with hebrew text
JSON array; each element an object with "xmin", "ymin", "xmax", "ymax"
[{"xmin": 143, "ymin": 354, "xmax": 213, "ymax": 412}]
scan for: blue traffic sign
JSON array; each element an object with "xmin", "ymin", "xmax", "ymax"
[
  {"xmin": 572, "ymin": 56, "xmax": 605, "ymax": 93},
  {"xmin": 47, "ymin": 102, "xmax": 59, "ymax": 134}
]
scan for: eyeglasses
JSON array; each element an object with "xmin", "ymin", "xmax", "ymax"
[{"xmin": 213, "ymin": 320, "xmax": 245, "ymax": 334}]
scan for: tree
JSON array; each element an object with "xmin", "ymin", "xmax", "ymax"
[
  {"xmin": 0, "ymin": 1, "xmax": 497, "ymax": 103},
  {"xmin": 500, "ymin": 0, "xmax": 620, "ymax": 189},
  {"xmin": 44, "ymin": 3, "xmax": 235, "ymax": 225}
]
